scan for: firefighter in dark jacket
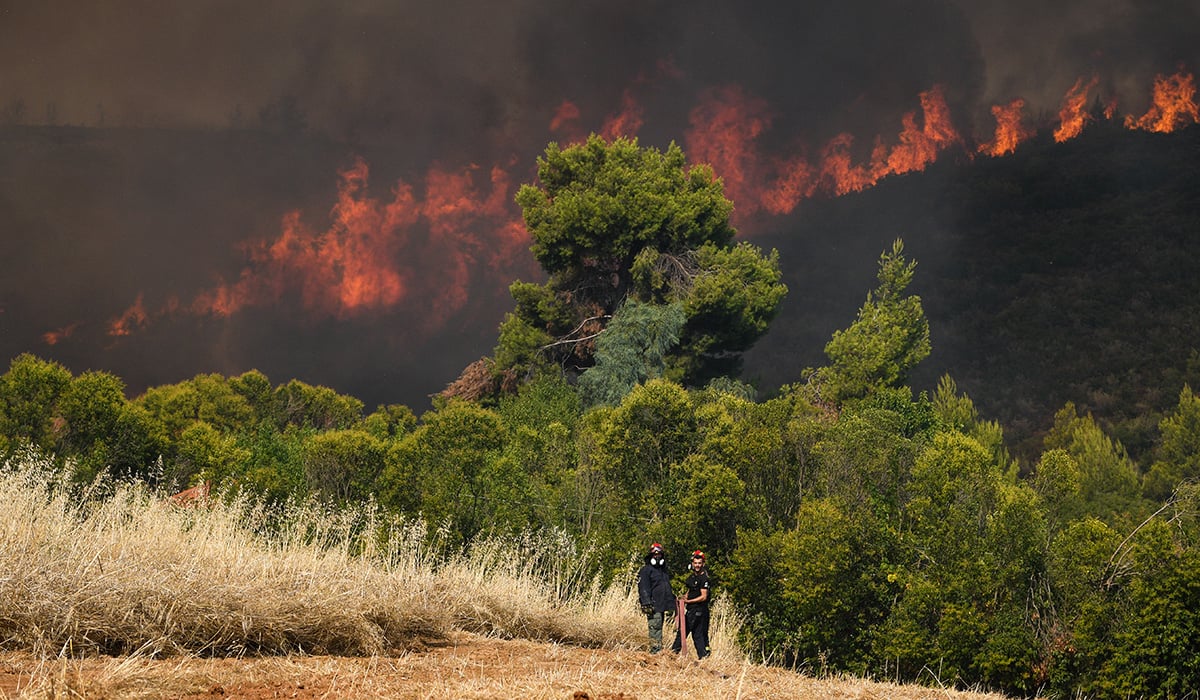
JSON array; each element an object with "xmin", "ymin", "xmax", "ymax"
[
  {"xmin": 672, "ymin": 550, "xmax": 711, "ymax": 659},
  {"xmin": 637, "ymin": 542, "xmax": 674, "ymax": 653}
]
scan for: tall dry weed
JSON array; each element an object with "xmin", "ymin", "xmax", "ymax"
[{"xmin": 0, "ymin": 450, "xmax": 684, "ymax": 661}]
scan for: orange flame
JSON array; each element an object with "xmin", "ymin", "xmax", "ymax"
[
  {"xmin": 107, "ymin": 293, "xmax": 148, "ymax": 336},
  {"xmin": 599, "ymin": 89, "xmax": 645, "ymax": 141},
  {"xmin": 1054, "ymin": 76, "xmax": 1100, "ymax": 142},
  {"xmin": 761, "ymin": 154, "xmax": 817, "ymax": 216},
  {"xmin": 1125, "ymin": 70, "xmax": 1199, "ymax": 133},
  {"xmin": 684, "ymin": 85, "xmax": 772, "ymax": 218},
  {"xmin": 880, "ymin": 85, "xmax": 962, "ymax": 176},
  {"xmin": 109, "ymin": 158, "xmax": 526, "ymax": 336},
  {"xmin": 549, "ymin": 100, "xmax": 581, "ymax": 133},
  {"xmin": 979, "ymin": 98, "xmax": 1035, "ymax": 156},
  {"xmin": 684, "ymin": 83, "xmax": 964, "ymax": 221},
  {"xmin": 43, "ymin": 322, "xmax": 79, "ymax": 345},
  {"xmin": 818, "ymin": 132, "xmax": 872, "ymax": 195},
  {"xmin": 189, "ymin": 158, "xmax": 410, "ymax": 319}
]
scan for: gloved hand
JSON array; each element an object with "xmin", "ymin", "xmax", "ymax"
[{"xmin": 640, "ymin": 604, "xmax": 654, "ymax": 616}]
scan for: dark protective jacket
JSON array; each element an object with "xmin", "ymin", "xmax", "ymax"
[{"xmin": 637, "ymin": 555, "xmax": 674, "ymax": 613}]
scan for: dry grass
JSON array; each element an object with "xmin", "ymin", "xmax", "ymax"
[
  {"xmin": 0, "ymin": 450, "xmax": 1015, "ymax": 699},
  {"xmin": 0, "ymin": 638, "xmax": 1017, "ymax": 699}
]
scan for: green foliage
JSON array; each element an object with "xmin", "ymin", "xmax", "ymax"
[
  {"xmin": 57, "ymin": 370, "xmax": 167, "ymax": 483},
  {"xmin": 726, "ymin": 500, "xmax": 893, "ymax": 672},
  {"xmin": 228, "ymin": 370, "xmax": 275, "ymax": 423},
  {"xmin": 672, "ymin": 242, "xmax": 788, "ymax": 383},
  {"xmin": 577, "ymin": 300, "xmax": 685, "ymax": 407},
  {"xmin": 172, "ymin": 421, "xmax": 250, "ymax": 488},
  {"xmin": 810, "ymin": 239, "xmax": 930, "ymax": 405},
  {"xmin": 136, "ymin": 374, "xmax": 254, "ymax": 437},
  {"xmin": 494, "ymin": 312, "xmax": 555, "ymax": 374},
  {"xmin": 377, "ymin": 401, "xmax": 507, "ymax": 541},
  {"xmin": 1144, "ymin": 385, "xmax": 1200, "ymax": 501},
  {"xmin": 657, "ymin": 455, "xmax": 747, "ymax": 562},
  {"xmin": 360, "ymin": 403, "xmax": 417, "ymax": 440},
  {"xmin": 1046, "ymin": 402, "xmax": 1151, "ymax": 526},
  {"xmin": 1046, "ymin": 517, "xmax": 1119, "ymax": 624},
  {"xmin": 0, "ymin": 354, "xmax": 72, "ymax": 451},
  {"xmin": 1033, "ymin": 448, "xmax": 1086, "ymax": 531},
  {"xmin": 1097, "ymin": 523, "xmax": 1200, "ymax": 698},
  {"xmin": 272, "ymin": 379, "xmax": 364, "ymax": 430},
  {"xmin": 302, "ymin": 429, "xmax": 388, "ymax": 503},
  {"xmin": 932, "ymin": 375, "xmax": 1013, "ymax": 476},
  {"xmin": 593, "ymin": 379, "xmax": 697, "ymax": 526},
  {"xmin": 812, "ymin": 398, "xmax": 922, "ymax": 517},
  {"xmin": 695, "ymin": 391, "xmax": 816, "ymax": 530},
  {"xmin": 231, "ymin": 423, "xmax": 308, "ymax": 501},
  {"xmin": 500, "ymin": 135, "xmax": 784, "ymax": 391},
  {"xmin": 876, "ymin": 431, "xmax": 1046, "ymax": 693},
  {"xmin": 495, "ymin": 376, "xmax": 583, "ymax": 532},
  {"xmin": 516, "ymin": 135, "xmax": 733, "ymax": 291}
]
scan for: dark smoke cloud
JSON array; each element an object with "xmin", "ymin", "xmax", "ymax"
[{"xmin": 1, "ymin": 1, "xmax": 1197, "ymax": 409}]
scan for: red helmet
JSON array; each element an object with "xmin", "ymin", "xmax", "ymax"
[
  {"xmin": 691, "ymin": 550, "xmax": 706, "ymax": 562},
  {"xmin": 649, "ymin": 542, "xmax": 664, "ymax": 555}
]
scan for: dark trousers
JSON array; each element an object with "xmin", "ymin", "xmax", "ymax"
[
  {"xmin": 646, "ymin": 611, "xmax": 665, "ymax": 652},
  {"xmin": 671, "ymin": 607, "xmax": 710, "ymax": 659}
]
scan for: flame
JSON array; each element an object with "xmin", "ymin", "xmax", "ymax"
[
  {"xmin": 761, "ymin": 153, "xmax": 817, "ymax": 216},
  {"xmin": 43, "ymin": 322, "xmax": 79, "ymax": 345},
  {"xmin": 818, "ymin": 132, "xmax": 872, "ymax": 195},
  {"xmin": 979, "ymin": 98, "xmax": 1035, "ymax": 156},
  {"xmin": 420, "ymin": 164, "xmax": 523, "ymax": 319},
  {"xmin": 187, "ymin": 158, "xmax": 409, "ymax": 319},
  {"xmin": 880, "ymin": 85, "xmax": 962, "ymax": 176},
  {"xmin": 549, "ymin": 100, "xmax": 581, "ymax": 133},
  {"xmin": 1125, "ymin": 70, "xmax": 1200, "ymax": 133},
  {"xmin": 1104, "ymin": 97, "xmax": 1118, "ymax": 121},
  {"xmin": 685, "ymin": 85, "xmax": 772, "ymax": 218},
  {"xmin": 599, "ymin": 89, "xmax": 645, "ymax": 141},
  {"xmin": 1054, "ymin": 76, "xmax": 1100, "ymax": 142},
  {"xmin": 109, "ymin": 158, "xmax": 526, "ymax": 336},
  {"xmin": 91, "ymin": 65, "xmax": 1200, "ymax": 345},
  {"xmin": 107, "ymin": 293, "xmax": 148, "ymax": 335},
  {"xmin": 683, "ymin": 83, "xmax": 964, "ymax": 220}
]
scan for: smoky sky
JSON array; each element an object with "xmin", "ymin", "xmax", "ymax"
[
  {"xmin": 6, "ymin": 1, "xmax": 1194, "ymax": 143},
  {"xmin": 1, "ymin": 1, "xmax": 1197, "ymax": 410}
]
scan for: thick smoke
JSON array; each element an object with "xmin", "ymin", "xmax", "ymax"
[{"xmin": 1, "ymin": 1, "xmax": 1197, "ymax": 409}]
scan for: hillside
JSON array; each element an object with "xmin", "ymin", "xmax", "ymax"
[
  {"xmin": 0, "ymin": 635, "xmax": 1013, "ymax": 699},
  {"xmin": 3, "ymin": 123, "xmax": 1199, "ymax": 462},
  {"xmin": 743, "ymin": 123, "xmax": 1200, "ymax": 463}
]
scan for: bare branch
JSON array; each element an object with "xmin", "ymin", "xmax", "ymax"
[
  {"xmin": 538, "ymin": 314, "xmax": 612, "ymax": 351},
  {"xmin": 1103, "ymin": 495, "xmax": 1177, "ymax": 590}
]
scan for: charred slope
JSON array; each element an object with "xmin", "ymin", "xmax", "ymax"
[{"xmin": 744, "ymin": 124, "xmax": 1200, "ymax": 463}]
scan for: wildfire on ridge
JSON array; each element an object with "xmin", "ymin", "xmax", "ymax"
[
  {"xmin": 1126, "ymin": 71, "xmax": 1200, "ymax": 133},
  {"xmin": 684, "ymin": 83, "xmax": 962, "ymax": 219},
  {"xmin": 74, "ymin": 65, "xmax": 1197, "ymax": 343},
  {"xmin": 979, "ymin": 98, "xmax": 1035, "ymax": 157},
  {"xmin": 106, "ymin": 158, "xmax": 526, "ymax": 337},
  {"xmin": 1054, "ymin": 76, "xmax": 1100, "ymax": 142}
]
